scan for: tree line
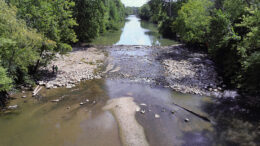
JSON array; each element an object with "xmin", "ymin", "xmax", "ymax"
[
  {"xmin": 0, "ymin": 0, "xmax": 126, "ymax": 98},
  {"xmin": 139, "ymin": 0, "xmax": 259, "ymax": 94}
]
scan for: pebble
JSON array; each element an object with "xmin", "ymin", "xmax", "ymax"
[
  {"xmin": 184, "ymin": 118, "xmax": 190, "ymax": 122},
  {"xmin": 140, "ymin": 103, "xmax": 147, "ymax": 106},
  {"xmin": 171, "ymin": 110, "xmax": 175, "ymax": 114},
  {"xmin": 51, "ymin": 99, "xmax": 60, "ymax": 102},
  {"xmin": 140, "ymin": 109, "xmax": 145, "ymax": 114},
  {"xmin": 22, "ymin": 95, "xmax": 27, "ymax": 98},
  {"xmin": 80, "ymin": 102, "xmax": 84, "ymax": 105},
  {"xmin": 155, "ymin": 114, "xmax": 160, "ymax": 118},
  {"xmin": 136, "ymin": 107, "xmax": 141, "ymax": 112}
]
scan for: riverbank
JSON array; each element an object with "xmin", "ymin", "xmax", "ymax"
[
  {"xmin": 37, "ymin": 47, "xmax": 106, "ymax": 89},
  {"xmin": 159, "ymin": 45, "xmax": 240, "ymax": 98}
]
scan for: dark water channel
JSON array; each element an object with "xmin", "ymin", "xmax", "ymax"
[{"xmin": 0, "ymin": 15, "xmax": 259, "ymax": 146}]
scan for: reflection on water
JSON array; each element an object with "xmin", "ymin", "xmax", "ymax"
[{"xmin": 91, "ymin": 15, "xmax": 177, "ymax": 46}]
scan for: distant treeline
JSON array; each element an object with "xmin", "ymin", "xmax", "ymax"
[
  {"xmin": 0, "ymin": 0, "xmax": 126, "ymax": 96},
  {"xmin": 125, "ymin": 6, "xmax": 139, "ymax": 15},
  {"xmin": 139, "ymin": 0, "xmax": 260, "ymax": 94}
]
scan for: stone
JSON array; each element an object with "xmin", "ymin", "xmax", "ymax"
[
  {"xmin": 184, "ymin": 118, "xmax": 190, "ymax": 122},
  {"xmin": 51, "ymin": 99, "xmax": 60, "ymax": 102},
  {"xmin": 8, "ymin": 105, "xmax": 18, "ymax": 110},
  {"xmin": 155, "ymin": 114, "xmax": 160, "ymax": 118},
  {"xmin": 46, "ymin": 83, "xmax": 53, "ymax": 89},
  {"xmin": 22, "ymin": 95, "xmax": 26, "ymax": 98},
  {"xmin": 140, "ymin": 103, "xmax": 147, "ymax": 106},
  {"xmin": 136, "ymin": 107, "xmax": 141, "ymax": 112},
  {"xmin": 171, "ymin": 110, "xmax": 175, "ymax": 114},
  {"xmin": 86, "ymin": 99, "xmax": 89, "ymax": 102},
  {"xmin": 38, "ymin": 81, "xmax": 45, "ymax": 86},
  {"xmin": 80, "ymin": 102, "xmax": 84, "ymax": 105},
  {"xmin": 140, "ymin": 109, "xmax": 145, "ymax": 114},
  {"xmin": 66, "ymin": 85, "xmax": 72, "ymax": 88}
]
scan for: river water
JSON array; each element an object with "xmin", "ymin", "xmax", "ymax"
[
  {"xmin": 91, "ymin": 15, "xmax": 177, "ymax": 46},
  {"xmin": 0, "ymin": 15, "xmax": 259, "ymax": 146}
]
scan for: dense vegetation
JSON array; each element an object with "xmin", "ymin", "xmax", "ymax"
[
  {"xmin": 139, "ymin": 0, "xmax": 260, "ymax": 94},
  {"xmin": 74, "ymin": 0, "xmax": 126, "ymax": 42},
  {"xmin": 0, "ymin": 0, "xmax": 126, "ymax": 100}
]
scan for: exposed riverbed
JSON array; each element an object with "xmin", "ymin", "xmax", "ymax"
[{"xmin": 0, "ymin": 15, "xmax": 259, "ymax": 146}]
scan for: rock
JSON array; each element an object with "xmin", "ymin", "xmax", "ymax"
[
  {"xmin": 22, "ymin": 95, "xmax": 26, "ymax": 98},
  {"xmin": 8, "ymin": 105, "xmax": 18, "ymax": 110},
  {"xmin": 66, "ymin": 106, "xmax": 70, "ymax": 109},
  {"xmin": 86, "ymin": 99, "xmax": 89, "ymax": 102},
  {"xmin": 66, "ymin": 85, "xmax": 72, "ymax": 88},
  {"xmin": 184, "ymin": 118, "xmax": 190, "ymax": 122},
  {"xmin": 140, "ymin": 103, "xmax": 147, "ymax": 106},
  {"xmin": 171, "ymin": 110, "xmax": 175, "ymax": 114},
  {"xmin": 51, "ymin": 99, "xmax": 60, "ymax": 102},
  {"xmin": 38, "ymin": 81, "xmax": 45, "ymax": 86},
  {"xmin": 188, "ymin": 58, "xmax": 201, "ymax": 63},
  {"xmin": 80, "ymin": 102, "xmax": 84, "ymax": 105},
  {"xmin": 93, "ymin": 100, "xmax": 96, "ymax": 104},
  {"xmin": 46, "ymin": 83, "xmax": 53, "ymax": 89},
  {"xmin": 155, "ymin": 114, "xmax": 160, "ymax": 118},
  {"xmin": 140, "ymin": 109, "xmax": 145, "ymax": 114},
  {"xmin": 136, "ymin": 107, "xmax": 141, "ymax": 112},
  {"xmin": 214, "ymin": 89, "xmax": 218, "ymax": 92},
  {"xmin": 22, "ymin": 91, "xmax": 25, "ymax": 93},
  {"xmin": 223, "ymin": 90, "xmax": 239, "ymax": 99}
]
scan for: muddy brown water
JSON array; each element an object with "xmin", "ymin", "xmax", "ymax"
[{"xmin": 1, "ymin": 15, "xmax": 259, "ymax": 146}]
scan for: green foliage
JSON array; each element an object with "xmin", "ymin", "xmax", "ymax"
[
  {"xmin": 0, "ymin": 64, "xmax": 12, "ymax": 92},
  {"xmin": 0, "ymin": 0, "xmax": 48, "ymax": 84},
  {"xmin": 9, "ymin": 0, "xmax": 78, "ymax": 54},
  {"xmin": 174, "ymin": 0, "xmax": 213, "ymax": 44},
  {"xmin": 125, "ymin": 7, "xmax": 138, "ymax": 15},
  {"xmin": 73, "ymin": 0, "xmax": 125, "ymax": 42},
  {"xmin": 139, "ymin": 4, "xmax": 152, "ymax": 21},
  {"xmin": 139, "ymin": 0, "xmax": 260, "ymax": 93}
]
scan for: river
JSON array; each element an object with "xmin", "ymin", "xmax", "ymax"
[{"xmin": 0, "ymin": 15, "xmax": 259, "ymax": 146}]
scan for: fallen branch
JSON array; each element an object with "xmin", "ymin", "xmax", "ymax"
[{"xmin": 172, "ymin": 102, "xmax": 212, "ymax": 123}]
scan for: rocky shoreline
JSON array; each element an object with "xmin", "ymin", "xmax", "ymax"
[
  {"xmin": 36, "ymin": 45, "xmax": 239, "ymax": 98},
  {"xmin": 160, "ymin": 44, "xmax": 239, "ymax": 98},
  {"xmin": 37, "ymin": 47, "xmax": 106, "ymax": 89}
]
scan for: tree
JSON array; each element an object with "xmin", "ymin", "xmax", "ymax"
[{"xmin": 174, "ymin": 0, "xmax": 213, "ymax": 44}]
